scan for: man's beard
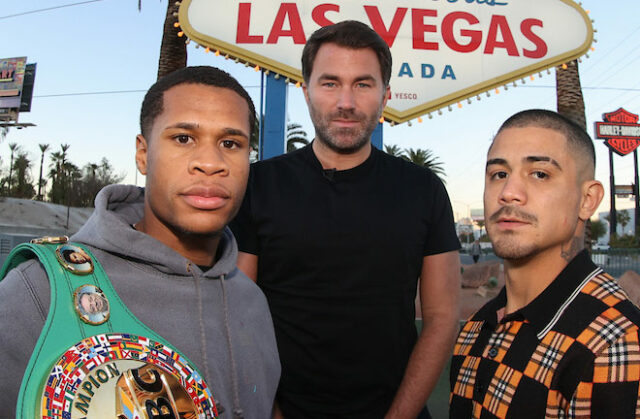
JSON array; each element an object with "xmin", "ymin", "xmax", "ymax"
[
  {"xmin": 309, "ymin": 104, "xmax": 380, "ymax": 154},
  {"xmin": 487, "ymin": 206, "xmax": 539, "ymax": 260},
  {"xmin": 491, "ymin": 233, "xmax": 541, "ymax": 260}
]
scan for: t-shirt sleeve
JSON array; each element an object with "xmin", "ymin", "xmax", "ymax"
[
  {"xmin": 423, "ymin": 173, "xmax": 461, "ymax": 256},
  {"xmin": 229, "ymin": 168, "xmax": 259, "ymax": 255}
]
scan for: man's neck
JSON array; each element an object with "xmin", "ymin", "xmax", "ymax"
[
  {"xmin": 135, "ymin": 219, "xmax": 220, "ymax": 267},
  {"xmin": 503, "ymin": 244, "xmax": 581, "ymax": 314},
  {"xmin": 312, "ymin": 139, "xmax": 372, "ymax": 171}
]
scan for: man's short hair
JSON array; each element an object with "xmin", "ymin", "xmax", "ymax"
[
  {"xmin": 140, "ymin": 66, "xmax": 256, "ymax": 139},
  {"xmin": 494, "ymin": 109, "xmax": 596, "ymax": 178},
  {"xmin": 301, "ymin": 20, "xmax": 392, "ymax": 87}
]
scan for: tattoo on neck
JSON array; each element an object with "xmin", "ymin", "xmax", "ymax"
[{"xmin": 561, "ymin": 237, "xmax": 584, "ymax": 262}]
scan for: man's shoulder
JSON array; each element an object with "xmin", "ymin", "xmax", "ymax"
[
  {"xmin": 568, "ymin": 270, "xmax": 640, "ymax": 353},
  {"xmin": 377, "ymin": 148, "xmax": 434, "ymax": 173},
  {"xmin": 251, "ymin": 146, "xmax": 307, "ymax": 171},
  {"xmin": 375, "ymin": 149, "xmax": 445, "ymax": 193},
  {"xmin": 2, "ymin": 256, "xmax": 49, "ymax": 288},
  {"xmin": 579, "ymin": 270, "xmax": 640, "ymax": 317},
  {"xmin": 246, "ymin": 147, "xmax": 317, "ymax": 193}
]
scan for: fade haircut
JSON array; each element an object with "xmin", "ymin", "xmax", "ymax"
[
  {"xmin": 494, "ymin": 109, "xmax": 596, "ymax": 178},
  {"xmin": 301, "ymin": 20, "xmax": 392, "ymax": 87},
  {"xmin": 140, "ymin": 66, "xmax": 256, "ymax": 139}
]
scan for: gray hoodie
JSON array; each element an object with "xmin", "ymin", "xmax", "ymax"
[{"xmin": 0, "ymin": 184, "xmax": 280, "ymax": 418}]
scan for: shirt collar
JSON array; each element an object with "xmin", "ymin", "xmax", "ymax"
[
  {"xmin": 302, "ymin": 141, "xmax": 378, "ymax": 181},
  {"xmin": 472, "ymin": 250, "xmax": 602, "ymax": 339}
]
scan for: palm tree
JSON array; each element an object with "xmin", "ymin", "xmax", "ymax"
[
  {"xmin": 556, "ymin": 59, "xmax": 590, "ymax": 248},
  {"xmin": 59, "ymin": 144, "xmax": 72, "ymax": 207},
  {"xmin": 556, "ymin": 60, "xmax": 586, "ymax": 129},
  {"xmin": 60, "ymin": 143, "xmax": 70, "ymax": 164},
  {"xmin": 403, "ymin": 148, "xmax": 446, "ymax": 181},
  {"xmin": 384, "ymin": 144, "xmax": 405, "ymax": 158},
  {"xmin": 475, "ymin": 219, "xmax": 486, "ymax": 238},
  {"xmin": 48, "ymin": 150, "xmax": 66, "ymax": 204},
  {"xmin": 85, "ymin": 162, "xmax": 100, "ymax": 206},
  {"xmin": 590, "ymin": 219, "xmax": 606, "ymax": 244},
  {"xmin": 37, "ymin": 143, "xmax": 49, "ymax": 200},
  {"xmin": 286, "ymin": 123, "xmax": 309, "ymax": 153},
  {"xmin": 139, "ymin": 1, "xmax": 187, "ymax": 80},
  {"xmin": 7, "ymin": 142, "xmax": 18, "ymax": 194},
  {"xmin": 11, "ymin": 152, "xmax": 35, "ymax": 199},
  {"xmin": 619, "ymin": 211, "xmax": 631, "ymax": 231},
  {"xmin": 604, "ymin": 211, "xmax": 631, "ymax": 236},
  {"xmin": 157, "ymin": 1, "xmax": 187, "ymax": 79}
]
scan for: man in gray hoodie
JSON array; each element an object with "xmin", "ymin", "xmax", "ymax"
[{"xmin": 0, "ymin": 66, "xmax": 280, "ymax": 418}]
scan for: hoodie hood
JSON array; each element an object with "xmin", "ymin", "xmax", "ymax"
[{"xmin": 71, "ymin": 184, "xmax": 238, "ymax": 278}]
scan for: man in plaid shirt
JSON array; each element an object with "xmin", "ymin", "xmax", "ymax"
[{"xmin": 450, "ymin": 109, "xmax": 640, "ymax": 418}]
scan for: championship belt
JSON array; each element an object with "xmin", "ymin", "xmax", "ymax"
[{"xmin": 0, "ymin": 236, "xmax": 218, "ymax": 419}]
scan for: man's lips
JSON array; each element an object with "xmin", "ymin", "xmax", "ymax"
[
  {"xmin": 180, "ymin": 185, "xmax": 230, "ymax": 210},
  {"xmin": 331, "ymin": 117, "xmax": 361, "ymax": 126},
  {"xmin": 495, "ymin": 218, "xmax": 530, "ymax": 229},
  {"xmin": 489, "ymin": 207, "xmax": 537, "ymax": 230}
]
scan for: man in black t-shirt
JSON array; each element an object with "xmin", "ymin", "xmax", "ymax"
[{"xmin": 231, "ymin": 21, "xmax": 461, "ymax": 418}]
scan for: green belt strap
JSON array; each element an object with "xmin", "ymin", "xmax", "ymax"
[{"xmin": 0, "ymin": 239, "xmax": 206, "ymax": 418}]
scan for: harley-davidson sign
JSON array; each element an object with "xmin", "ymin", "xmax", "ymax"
[
  {"xmin": 595, "ymin": 108, "xmax": 640, "ymax": 156},
  {"xmin": 179, "ymin": 0, "xmax": 593, "ymax": 123}
]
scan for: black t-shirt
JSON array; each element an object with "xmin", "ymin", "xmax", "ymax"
[{"xmin": 231, "ymin": 144, "xmax": 460, "ymax": 418}]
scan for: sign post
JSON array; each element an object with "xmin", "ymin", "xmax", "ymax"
[
  {"xmin": 635, "ymin": 150, "xmax": 640, "ymax": 237},
  {"xmin": 261, "ymin": 73, "xmax": 287, "ymax": 159},
  {"xmin": 594, "ymin": 108, "xmax": 640, "ymax": 240},
  {"xmin": 609, "ymin": 150, "xmax": 617, "ymax": 238}
]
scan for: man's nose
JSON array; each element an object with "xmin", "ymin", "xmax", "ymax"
[
  {"xmin": 336, "ymin": 87, "xmax": 356, "ymax": 110},
  {"xmin": 189, "ymin": 145, "xmax": 229, "ymax": 176},
  {"xmin": 498, "ymin": 175, "xmax": 526, "ymax": 205}
]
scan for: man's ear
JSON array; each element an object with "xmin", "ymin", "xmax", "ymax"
[
  {"xmin": 382, "ymin": 84, "xmax": 390, "ymax": 108},
  {"xmin": 578, "ymin": 180, "xmax": 605, "ymax": 221},
  {"xmin": 135, "ymin": 134, "xmax": 148, "ymax": 176},
  {"xmin": 302, "ymin": 82, "xmax": 310, "ymax": 106}
]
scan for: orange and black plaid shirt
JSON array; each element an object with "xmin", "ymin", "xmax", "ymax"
[{"xmin": 450, "ymin": 250, "xmax": 640, "ymax": 418}]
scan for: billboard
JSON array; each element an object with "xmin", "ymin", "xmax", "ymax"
[
  {"xmin": 0, "ymin": 57, "xmax": 27, "ymax": 98},
  {"xmin": 179, "ymin": 0, "xmax": 594, "ymax": 123},
  {"xmin": 19, "ymin": 63, "xmax": 37, "ymax": 113},
  {"xmin": 0, "ymin": 57, "xmax": 28, "ymax": 121}
]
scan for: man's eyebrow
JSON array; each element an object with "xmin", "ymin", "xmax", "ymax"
[
  {"xmin": 164, "ymin": 123, "xmax": 248, "ymax": 139},
  {"xmin": 317, "ymin": 73, "xmax": 339, "ymax": 81},
  {"xmin": 223, "ymin": 127, "xmax": 249, "ymax": 139},
  {"xmin": 165, "ymin": 122, "xmax": 198, "ymax": 130},
  {"xmin": 354, "ymin": 75, "xmax": 376, "ymax": 82},
  {"xmin": 318, "ymin": 74, "xmax": 377, "ymax": 83},
  {"xmin": 525, "ymin": 155, "xmax": 562, "ymax": 170},
  {"xmin": 486, "ymin": 158, "xmax": 507, "ymax": 169}
]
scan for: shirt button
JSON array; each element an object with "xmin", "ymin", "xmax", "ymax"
[{"xmin": 488, "ymin": 347, "xmax": 498, "ymax": 358}]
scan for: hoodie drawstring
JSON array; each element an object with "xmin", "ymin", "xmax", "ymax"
[
  {"xmin": 220, "ymin": 274, "xmax": 244, "ymax": 419},
  {"xmin": 189, "ymin": 263, "xmax": 244, "ymax": 419},
  {"xmin": 191, "ymin": 264, "xmax": 211, "ymax": 384}
]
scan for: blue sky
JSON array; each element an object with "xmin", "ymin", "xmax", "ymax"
[{"xmin": 1, "ymin": 0, "xmax": 639, "ymax": 221}]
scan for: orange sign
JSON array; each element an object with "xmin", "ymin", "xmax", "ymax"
[{"xmin": 595, "ymin": 108, "xmax": 640, "ymax": 156}]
